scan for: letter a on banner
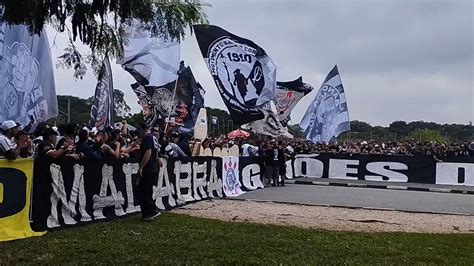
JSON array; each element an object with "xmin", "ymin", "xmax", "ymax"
[{"xmin": 0, "ymin": 159, "xmax": 45, "ymax": 242}]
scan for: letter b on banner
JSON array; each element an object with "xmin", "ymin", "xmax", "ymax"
[{"xmin": 0, "ymin": 168, "xmax": 27, "ymax": 218}]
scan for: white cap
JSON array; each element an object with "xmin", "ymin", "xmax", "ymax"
[
  {"xmin": 1, "ymin": 120, "xmax": 18, "ymax": 131},
  {"xmin": 361, "ymin": 141, "xmax": 368, "ymax": 145}
]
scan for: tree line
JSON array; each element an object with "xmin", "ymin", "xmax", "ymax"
[{"xmin": 51, "ymin": 94, "xmax": 472, "ymax": 143}]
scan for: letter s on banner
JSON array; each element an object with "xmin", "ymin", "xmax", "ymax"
[
  {"xmin": 0, "ymin": 159, "xmax": 45, "ymax": 242},
  {"xmin": 436, "ymin": 162, "xmax": 474, "ymax": 186},
  {"xmin": 365, "ymin": 162, "xmax": 408, "ymax": 182}
]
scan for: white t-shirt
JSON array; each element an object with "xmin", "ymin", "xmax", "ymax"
[
  {"xmin": 242, "ymin": 144, "xmax": 258, "ymax": 156},
  {"xmin": 0, "ymin": 133, "xmax": 16, "ymax": 155}
]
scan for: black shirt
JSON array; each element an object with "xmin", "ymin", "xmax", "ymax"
[
  {"xmin": 76, "ymin": 140, "xmax": 101, "ymax": 161},
  {"xmin": 139, "ymin": 133, "xmax": 159, "ymax": 173}
]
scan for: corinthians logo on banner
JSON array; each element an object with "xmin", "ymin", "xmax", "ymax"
[{"xmin": 194, "ymin": 25, "xmax": 277, "ymax": 125}]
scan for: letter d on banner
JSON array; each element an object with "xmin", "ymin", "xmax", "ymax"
[{"xmin": 0, "ymin": 159, "xmax": 45, "ymax": 242}]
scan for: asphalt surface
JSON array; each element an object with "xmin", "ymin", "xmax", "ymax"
[{"xmin": 236, "ymin": 184, "xmax": 474, "ymax": 215}]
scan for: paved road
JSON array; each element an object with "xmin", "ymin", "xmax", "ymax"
[{"xmin": 236, "ymin": 184, "xmax": 474, "ymax": 215}]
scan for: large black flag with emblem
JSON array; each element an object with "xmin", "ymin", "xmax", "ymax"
[
  {"xmin": 193, "ymin": 25, "xmax": 277, "ymax": 125},
  {"xmin": 300, "ymin": 65, "xmax": 350, "ymax": 143}
]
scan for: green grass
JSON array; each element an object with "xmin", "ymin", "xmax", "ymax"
[{"xmin": 1, "ymin": 212, "xmax": 473, "ymax": 264}]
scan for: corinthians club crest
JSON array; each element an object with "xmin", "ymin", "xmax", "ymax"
[
  {"xmin": 207, "ymin": 37, "xmax": 265, "ymax": 109},
  {"xmin": 223, "ymin": 157, "xmax": 241, "ymax": 195}
]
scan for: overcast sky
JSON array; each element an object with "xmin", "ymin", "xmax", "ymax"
[{"xmin": 49, "ymin": 0, "xmax": 473, "ymax": 126}]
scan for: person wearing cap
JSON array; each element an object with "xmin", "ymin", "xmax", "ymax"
[
  {"xmin": 166, "ymin": 132, "xmax": 188, "ymax": 158},
  {"xmin": 137, "ymin": 124, "xmax": 161, "ymax": 221},
  {"xmin": 35, "ymin": 128, "xmax": 74, "ymax": 160},
  {"xmin": 0, "ymin": 120, "xmax": 21, "ymax": 159}
]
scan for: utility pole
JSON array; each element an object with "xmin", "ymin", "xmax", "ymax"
[
  {"xmin": 67, "ymin": 97, "xmax": 71, "ymax": 123},
  {"xmin": 58, "ymin": 96, "xmax": 71, "ymax": 124}
]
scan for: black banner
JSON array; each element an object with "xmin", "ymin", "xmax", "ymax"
[
  {"xmin": 31, "ymin": 156, "xmax": 265, "ymax": 231},
  {"xmin": 288, "ymin": 154, "xmax": 474, "ymax": 186}
]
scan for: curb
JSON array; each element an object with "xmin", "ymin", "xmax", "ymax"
[
  {"xmin": 225, "ymin": 198, "xmax": 473, "ymax": 216},
  {"xmin": 286, "ymin": 180, "xmax": 474, "ymax": 195}
]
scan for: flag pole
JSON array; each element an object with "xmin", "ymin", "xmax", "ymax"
[{"xmin": 164, "ymin": 77, "xmax": 179, "ymax": 133}]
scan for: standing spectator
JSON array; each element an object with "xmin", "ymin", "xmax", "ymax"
[
  {"xmin": 15, "ymin": 130, "xmax": 34, "ymax": 158},
  {"xmin": 165, "ymin": 132, "xmax": 188, "ymax": 158},
  {"xmin": 264, "ymin": 140, "xmax": 280, "ymax": 187},
  {"xmin": 177, "ymin": 133, "xmax": 192, "ymax": 156},
  {"xmin": 137, "ymin": 124, "xmax": 161, "ymax": 222},
  {"xmin": 35, "ymin": 128, "xmax": 74, "ymax": 160},
  {"xmin": 0, "ymin": 120, "xmax": 20, "ymax": 159},
  {"xmin": 468, "ymin": 142, "xmax": 474, "ymax": 157},
  {"xmin": 75, "ymin": 129, "xmax": 101, "ymax": 160},
  {"xmin": 56, "ymin": 123, "xmax": 78, "ymax": 150},
  {"xmin": 277, "ymin": 141, "xmax": 287, "ymax": 186}
]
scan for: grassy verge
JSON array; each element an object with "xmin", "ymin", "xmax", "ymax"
[{"xmin": 1, "ymin": 212, "xmax": 473, "ymax": 264}]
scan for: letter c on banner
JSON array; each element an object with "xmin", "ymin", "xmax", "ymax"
[{"xmin": 0, "ymin": 168, "xmax": 27, "ymax": 218}]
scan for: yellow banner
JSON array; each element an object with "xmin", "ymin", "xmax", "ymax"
[{"xmin": 0, "ymin": 158, "xmax": 45, "ymax": 242}]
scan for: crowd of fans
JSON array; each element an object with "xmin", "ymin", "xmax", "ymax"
[
  {"xmin": 2, "ymin": 119, "xmax": 470, "ymax": 221},
  {"xmin": 0, "ymin": 120, "xmax": 473, "ymax": 162}
]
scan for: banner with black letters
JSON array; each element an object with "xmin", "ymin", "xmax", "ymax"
[{"xmin": 287, "ymin": 153, "xmax": 474, "ymax": 186}]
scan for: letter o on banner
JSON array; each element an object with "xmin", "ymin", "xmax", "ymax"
[
  {"xmin": 293, "ymin": 157, "xmax": 324, "ymax": 178},
  {"xmin": 0, "ymin": 168, "xmax": 27, "ymax": 218}
]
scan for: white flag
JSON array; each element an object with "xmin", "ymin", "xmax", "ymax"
[
  {"xmin": 118, "ymin": 19, "xmax": 180, "ymax": 87},
  {"xmin": 300, "ymin": 65, "xmax": 350, "ymax": 143},
  {"xmin": 0, "ymin": 10, "xmax": 57, "ymax": 129}
]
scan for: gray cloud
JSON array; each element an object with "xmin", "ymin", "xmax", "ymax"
[{"xmin": 50, "ymin": 0, "xmax": 473, "ymax": 126}]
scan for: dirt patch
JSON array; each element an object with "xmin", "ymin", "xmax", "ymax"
[{"xmin": 172, "ymin": 199, "xmax": 474, "ymax": 234}]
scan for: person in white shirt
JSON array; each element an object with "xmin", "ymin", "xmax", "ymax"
[
  {"xmin": 0, "ymin": 120, "xmax": 20, "ymax": 160},
  {"xmin": 241, "ymin": 143, "xmax": 258, "ymax": 156}
]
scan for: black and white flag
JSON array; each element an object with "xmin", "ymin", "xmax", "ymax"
[
  {"xmin": 193, "ymin": 25, "xmax": 277, "ymax": 125},
  {"xmin": 89, "ymin": 55, "xmax": 114, "ymax": 130},
  {"xmin": 300, "ymin": 65, "xmax": 350, "ymax": 143},
  {"xmin": 275, "ymin": 77, "xmax": 313, "ymax": 126},
  {"xmin": 131, "ymin": 62, "xmax": 205, "ymax": 131},
  {"xmin": 117, "ymin": 19, "xmax": 180, "ymax": 87}
]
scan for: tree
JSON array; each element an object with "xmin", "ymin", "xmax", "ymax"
[
  {"xmin": 389, "ymin": 121, "xmax": 409, "ymax": 135},
  {"xmin": 113, "ymin": 89, "xmax": 131, "ymax": 117},
  {"xmin": 408, "ymin": 129, "xmax": 448, "ymax": 143},
  {"xmin": 1, "ymin": 0, "xmax": 208, "ymax": 77},
  {"xmin": 350, "ymin": 120, "xmax": 372, "ymax": 132}
]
